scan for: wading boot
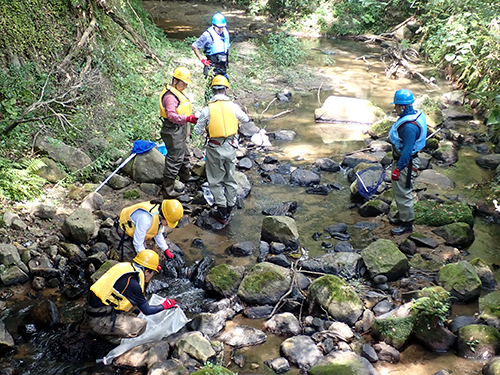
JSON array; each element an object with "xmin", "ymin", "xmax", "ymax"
[
  {"xmin": 389, "ymin": 216, "xmax": 402, "ymax": 225},
  {"xmin": 162, "ymin": 178, "xmax": 182, "ymax": 199},
  {"xmin": 210, "ymin": 206, "xmax": 228, "ymax": 224},
  {"xmin": 390, "ymin": 221, "xmax": 413, "ymax": 236},
  {"xmin": 179, "ymin": 166, "xmax": 200, "ymax": 183}
]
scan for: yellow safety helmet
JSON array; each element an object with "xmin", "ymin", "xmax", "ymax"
[
  {"xmin": 161, "ymin": 199, "xmax": 184, "ymax": 228},
  {"xmin": 211, "ymin": 75, "xmax": 229, "ymax": 89},
  {"xmin": 133, "ymin": 250, "xmax": 160, "ymax": 272},
  {"xmin": 173, "ymin": 67, "xmax": 192, "ymax": 84}
]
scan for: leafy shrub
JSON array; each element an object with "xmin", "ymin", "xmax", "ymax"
[
  {"xmin": 0, "ymin": 157, "xmax": 47, "ymax": 201},
  {"xmin": 263, "ymin": 33, "xmax": 306, "ymax": 67},
  {"xmin": 411, "ymin": 287, "xmax": 451, "ymax": 324}
]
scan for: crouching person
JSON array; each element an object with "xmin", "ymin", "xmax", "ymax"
[{"xmin": 86, "ymin": 250, "xmax": 177, "ymax": 342}]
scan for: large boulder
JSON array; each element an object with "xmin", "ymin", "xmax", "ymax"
[
  {"xmin": 431, "ymin": 222, "xmax": 474, "ymax": 247},
  {"xmin": 315, "ymin": 96, "xmax": 385, "ymax": 125},
  {"xmin": 479, "ymin": 291, "xmax": 500, "ymax": 326},
  {"xmin": 261, "ymin": 216, "xmax": 300, "ymax": 250},
  {"xmin": 0, "ymin": 244, "xmax": 29, "ymax": 274},
  {"xmin": 173, "ymin": 331, "xmax": 216, "ymax": 364},
  {"xmin": 237, "ymin": 262, "xmax": 292, "ymax": 305},
  {"xmin": 437, "ymin": 261, "xmax": 482, "ymax": 303},
  {"xmin": 361, "ymin": 239, "xmax": 409, "ymax": 281},
  {"xmin": 456, "ymin": 324, "xmax": 500, "ymax": 359},
  {"xmin": 264, "ymin": 312, "xmax": 301, "ymax": 337},
  {"xmin": 476, "ymin": 154, "xmax": 500, "ymax": 170},
  {"xmin": 61, "ymin": 208, "xmax": 96, "ymax": 244},
  {"xmin": 123, "ymin": 147, "xmax": 164, "ymax": 184},
  {"xmin": 204, "ymin": 264, "xmax": 245, "ymax": 298},
  {"xmin": 414, "ymin": 169, "xmax": 455, "ymax": 190},
  {"xmin": 35, "ymin": 136, "xmax": 92, "ymax": 173},
  {"xmin": 308, "ymin": 275, "xmax": 364, "ymax": 325},
  {"xmin": 280, "ymin": 335, "xmax": 323, "ymax": 371},
  {"xmin": 220, "ymin": 325, "xmax": 266, "ymax": 347}
]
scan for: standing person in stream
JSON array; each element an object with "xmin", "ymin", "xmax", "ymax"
[
  {"xmin": 388, "ymin": 89, "xmax": 427, "ymax": 235},
  {"xmin": 159, "ymin": 67, "xmax": 198, "ymax": 199},
  {"xmin": 193, "ymin": 75, "xmax": 249, "ymax": 224},
  {"xmin": 191, "ymin": 12, "xmax": 230, "ymax": 79},
  {"xmin": 86, "ymin": 250, "xmax": 178, "ymax": 342},
  {"xmin": 118, "ymin": 199, "xmax": 183, "ymax": 260}
]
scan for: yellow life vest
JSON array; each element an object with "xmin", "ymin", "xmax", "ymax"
[
  {"xmin": 90, "ymin": 262, "xmax": 145, "ymax": 312},
  {"xmin": 207, "ymin": 100, "xmax": 238, "ymax": 138},
  {"xmin": 119, "ymin": 202, "xmax": 161, "ymax": 240},
  {"xmin": 159, "ymin": 85, "xmax": 193, "ymax": 119}
]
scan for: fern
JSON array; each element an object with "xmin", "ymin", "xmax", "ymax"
[{"xmin": 0, "ymin": 157, "xmax": 48, "ymax": 201}]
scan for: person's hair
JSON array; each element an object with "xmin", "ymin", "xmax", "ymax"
[{"xmin": 212, "ymin": 87, "xmax": 226, "ymax": 95}]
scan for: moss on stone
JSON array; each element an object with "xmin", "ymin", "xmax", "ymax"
[
  {"xmin": 239, "ymin": 263, "xmax": 286, "ymax": 294},
  {"xmin": 309, "ymin": 364, "xmax": 358, "ymax": 375},
  {"xmin": 123, "ymin": 189, "xmax": 140, "ymax": 199},
  {"xmin": 309, "ymin": 275, "xmax": 359, "ymax": 304},
  {"xmin": 409, "ymin": 253, "xmax": 443, "ymax": 271},
  {"xmin": 372, "ymin": 316, "xmax": 415, "ymax": 349},
  {"xmin": 206, "ymin": 264, "xmax": 240, "ymax": 292},
  {"xmin": 414, "ymin": 200, "xmax": 474, "ymax": 226},
  {"xmin": 368, "ymin": 118, "xmax": 393, "ymax": 138},
  {"xmin": 437, "ymin": 261, "xmax": 482, "ymax": 296},
  {"xmin": 479, "ymin": 291, "xmax": 500, "ymax": 320},
  {"xmin": 459, "ymin": 324, "xmax": 500, "ymax": 345}
]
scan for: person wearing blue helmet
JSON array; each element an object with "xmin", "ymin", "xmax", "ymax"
[
  {"xmin": 388, "ymin": 89, "xmax": 427, "ymax": 235},
  {"xmin": 191, "ymin": 12, "xmax": 230, "ymax": 78}
]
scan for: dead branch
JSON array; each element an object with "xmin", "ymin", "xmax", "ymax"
[
  {"xmin": 260, "ymin": 109, "xmax": 294, "ymax": 122},
  {"xmin": 268, "ymin": 264, "xmax": 299, "ymax": 319},
  {"xmin": 58, "ymin": 13, "xmax": 97, "ymax": 71},
  {"xmin": 317, "ymin": 81, "xmax": 323, "ymax": 106},
  {"xmin": 259, "ymin": 97, "xmax": 277, "ymax": 119},
  {"xmin": 390, "ymin": 15, "xmax": 417, "ymax": 33},
  {"xmin": 95, "ymin": 0, "xmax": 163, "ymax": 66}
]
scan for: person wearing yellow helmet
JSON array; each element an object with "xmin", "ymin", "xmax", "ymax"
[
  {"xmin": 118, "ymin": 199, "xmax": 184, "ymax": 259},
  {"xmin": 159, "ymin": 66, "xmax": 199, "ymax": 199},
  {"xmin": 86, "ymin": 250, "xmax": 178, "ymax": 341},
  {"xmin": 193, "ymin": 75, "xmax": 249, "ymax": 224}
]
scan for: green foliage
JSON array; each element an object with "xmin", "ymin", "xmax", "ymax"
[
  {"xmin": 411, "ymin": 287, "xmax": 451, "ymax": 325},
  {"xmin": 0, "ymin": 157, "xmax": 47, "ymax": 201},
  {"xmin": 193, "ymin": 362, "xmax": 237, "ymax": 375},
  {"xmin": 329, "ymin": 0, "xmax": 391, "ymax": 36},
  {"xmin": 466, "ymin": 338, "xmax": 480, "ymax": 352},
  {"xmin": 263, "ymin": 33, "xmax": 306, "ymax": 67}
]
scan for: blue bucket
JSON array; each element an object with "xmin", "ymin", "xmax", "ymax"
[{"xmin": 157, "ymin": 143, "xmax": 168, "ymax": 156}]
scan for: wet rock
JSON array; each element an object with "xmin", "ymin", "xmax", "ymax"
[
  {"xmin": 324, "ymin": 222, "xmax": 348, "ymax": 234},
  {"xmin": 204, "ymin": 264, "xmax": 245, "ymax": 298},
  {"xmin": 414, "ymin": 169, "xmax": 455, "ymax": 190},
  {"xmin": 0, "ymin": 266, "xmax": 29, "ymax": 285},
  {"xmin": 268, "ymin": 173, "xmax": 287, "ymax": 184},
  {"xmin": 476, "ymin": 154, "xmax": 500, "ymax": 170},
  {"xmin": 28, "ymin": 255, "xmax": 60, "ymax": 278},
  {"xmin": 333, "ymin": 241, "xmax": 354, "ymax": 252},
  {"xmin": 361, "ymin": 239, "xmax": 409, "ymax": 281},
  {"xmin": 195, "ymin": 209, "xmax": 228, "ymax": 231},
  {"xmin": 299, "ymin": 252, "xmax": 362, "ymax": 279},
  {"xmin": 261, "ymin": 216, "xmax": 300, "ymax": 250},
  {"xmin": 470, "ymin": 258, "xmax": 497, "ymax": 290},
  {"xmin": 60, "ymin": 243, "xmax": 88, "ymax": 263},
  {"xmin": 243, "ymin": 305, "xmax": 274, "ymax": 319},
  {"xmin": 265, "ymin": 357, "xmax": 290, "ymax": 374},
  {"xmin": 310, "ymin": 351, "xmax": 379, "ymax": 375},
  {"xmin": 456, "ymin": 324, "xmax": 500, "ymax": 359},
  {"xmin": 239, "ymin": 121, "xmax": 260, "ymax": 138},
  {"xmin": 262, "ymin": 201, "xmax": 299, "ymax": 216},
  {"xmin": 188, "ymin": 256, "xmax": 215, "ymax": 289},
  {"xmin": 61, "ymin": 208, "xmax": 96, "ymax": 244},
  {"xmin": 475, "ymin": 143, "xmax": 490, "ymax": 154},
  {"xmin": 270, "ymin": 242, "xmax": 286, "ymax": 254},
  {"xmin": 399, "ymin": 239, "xmax": 417, "ymax": 256},
  {"xmin": 258, "ymin": 241, "xmax": 270, "ymax": 262},
  {"xmin": 373, "ymin": 300, "xmax": 394, "ymax": 316},
  {"xmin": 30, "ymin": 299, "xmax": 61, "ymax": 329},
  {"xmin": 443, "ymin": 107, "xmax": 473, "ymax": 121},
  {"xmin": 483, "ymin": 357, "xmax": 500, "ymax": 375},
  {"xmin": 414, "ymin": 318, "xmax": 456, "ymax": 352},
  {"xmin": 432, "ymin": 222, "xmax": 474, "ymax": 247},
  {"xmin": 237, "ymin": 262, "xmax": 292, "ymax": 305},
  {"xmin": 355, "ymin": 309, "xmax": 376, "ymax": 333},
  {"xmin": 264, "ymin": 156, "xmax": 279, "ymax": 164},
  {"xmin": 433, "ymin": 141, "xmax": 459, "ymax": 164},
  {"xmin": 408, "ymin": 233, "xmax": 439, "ymax": 249},
  {"xmin": 0, "ymin": 321, "xmax": 15, "ymax": 349},
  {"xmin": 353, "ymin": 221, "xmax": 381, "ymax": 231},
  {"xmin": 290, "ymin": 169, "xmax": 320, "ymax": 187},
  {"xmin": 449, "ymin": 315, "xmax": 477, "ymax": 333},
  {"xmin": 173, "ymin": 331, "xmax": 216, "ymax": 364},
  {"xmin": 237, "ymin": 157, "xmax": 253, "ymax": 169},
  {"xmin": 359, "ymin": 199, "xmax": 390, "ymax": 217},
  {"xmin": 32, "ymin": 276, "xmax": 46, "ymax": 290},
  {"xmin": 314, "ymin": 158, "xmax": 341, "ymax": 172},
  {"xmin": 305, "ymin": 185, "xmax": 331, "ymax": 195},
  {"xmin": 264, "ymin": 312, "xmax": 301, "ymax": 337},
  {"xmin": 220, "ymin": 325, "xmax": 266, "ymax": 348},
  {"xmin": 274, "ymin": 130, "xmax": 296, "ymax": 141},
  {"xmin": 188, "ymin": 313, "xmax": 226, "ymax": 338},
  {"xmin": 308, "ymin": 275, "xmax": 364, "ymax": 325},
  {"xmin": 266, "ymin": 254, "xmax": 291, "ymax": 268},
  {"xmin": 361, "ymin": 343, "xmax": 378, "ymax": 363},
  {"xmin": 226, "ymin": 241, "xmax": 255, "ymax": 257},
  {"xmin": 437, "ymin": 261, "xmax": 482, "ymax": 303},
  {"xmin": 280, "ymin": 335, "xmax": 323, "ymax": 371},
  {"xmin": 373, "ymin": 341, "xmax": 400, "ymax": 363}
]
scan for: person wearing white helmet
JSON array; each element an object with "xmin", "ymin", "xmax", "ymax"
[
  {"xmin": 194, "ymin": 75, "xmax": 249, "ymax": 224},
  {"xmin": 191, "ymin": 12, "xmax": 230, "ymax": 78},
  {"xmin": 388, "ymin": 89, "xmax": 427, "ymax": 235},
  {"xmin": 159, "ymin": 67, "xmax": 198, "ymax": 199},
  {"xmin": 86, "ymin": 250, "xmax": 178, "ymax": 341}
]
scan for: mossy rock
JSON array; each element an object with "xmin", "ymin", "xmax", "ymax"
[
  {"xmin": 431, "ymin": 222, "xmax": 474, "ymax": 247},
  {"xmin": 308, "ymin": 275, "xmax": 364, "ymax": 325},
  {"xmin": 425, "ymin": 137, "xmax": 439, "ymax": 150},
  {"xmin": 372, "ymin": 316, "xmax": 415, "ymax": 349},
  {"xmin": 457, "ymin": 324, "xmax": 500, "ymax": 359},
  {"xmin": 91, "ymin": 260, "xmax": 119, "ymax": 284},
  {"xmin": 479, "ymin": 291, "xmax": 500, "ymax": 320},
  {"xmin": 123, "ymin": 189, "xmax": 141, "ymax": 199},
  {"xmin": 237, "ymin": 262, "xmax": 291, "ymax": 305},
  {"xmin": 190, "ymin": 366, "xmax": 235, "ymax": 375},
  {"xmin": 437, "ymin": 261, "xmax": 482, "ymax": 303},
  {"xmin": 415, "ymin": 286, "xmax": 449, "ymax": 300},
  {"xmin": 368, "ymin": 118, "xmax": 393, "ymax": 139},
  {"xmin": 361, "ymin": 239, "xmax": 409, "ymax": 281},
  {"xmin": 205, "ymin": 264, "xmax": 245, "ymax": 298},
  {"xmin": 409, "ymin": 253, "xmax": 443, "ymax": 271},
  {"xmin": 414, "ymin": 200, "xmax": 474, "ymax": 226}
]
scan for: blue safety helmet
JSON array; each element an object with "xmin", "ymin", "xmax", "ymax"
[
  {"xmin": 391, "ymin": 89, "xmax": 414, "ymax": 105},
  {"xmin": 212, "ymin": 13, "xmax": 226, "ymax": 27}
]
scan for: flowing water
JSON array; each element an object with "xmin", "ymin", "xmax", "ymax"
[{"xmin": 2, "ymin": 2, "xmax": 500, "ymax": 374}]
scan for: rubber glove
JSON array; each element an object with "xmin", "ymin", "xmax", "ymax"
[
  {"xmin": 186, "ymin": 115, "xmax": 198, "ymax": 124},
  {"xmin": 391, "ymin": 167, "xmax": 401, "ymax": 181},
  {"xmin": 201, "ymin": 59, "xmax": 211, "ymax": 66},
  {"xmin": 161, "ymin": 299, "xmax": 177, "ymax": 310},
  {"xmin": 164, "ymin": 248, "xmax": 174, "ymax": 259}
]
